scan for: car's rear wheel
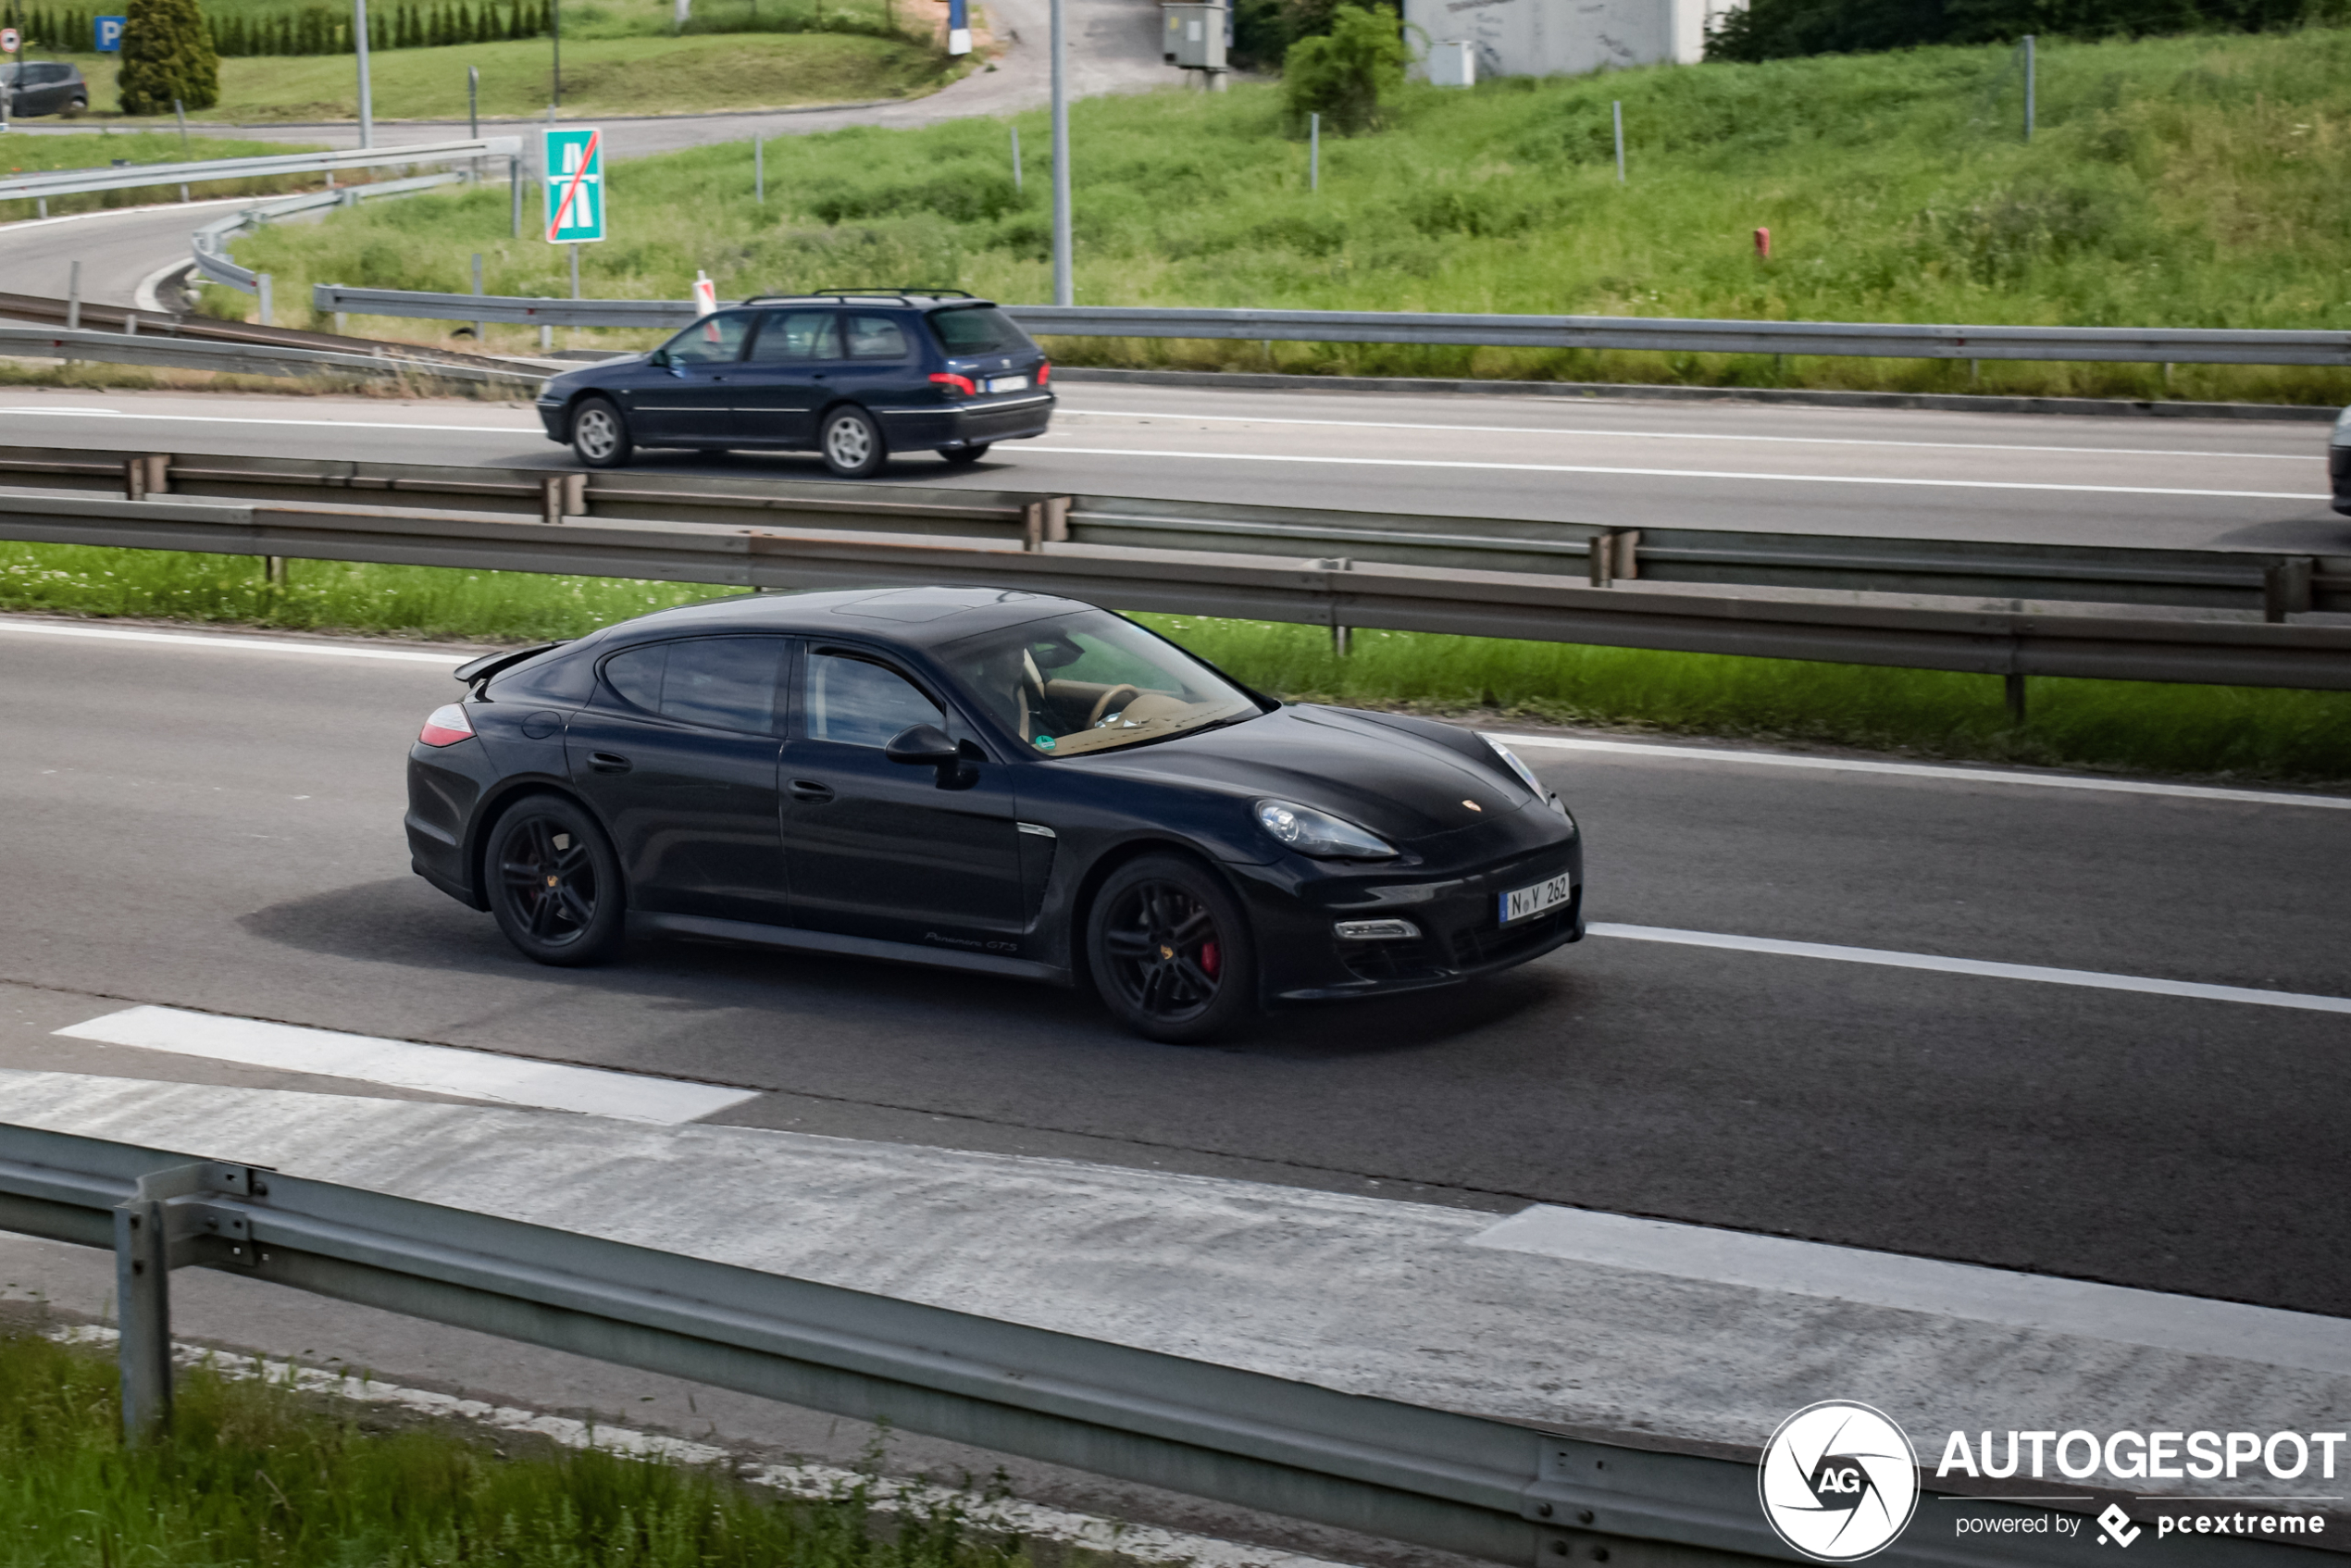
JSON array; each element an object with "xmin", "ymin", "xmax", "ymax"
[
  {"xmin": 820, "ymin": 406, "xmax": 888, "ymax": 479},
  {"xmin": 62, "ymin": 95, "xmax": 86, "ymax": 118},
  {"xmin": 487, "ymin": 795, "xmax": 627, "ymax": 966},
  {"xmin": 1087, "ymin": 854, "xmax": 1255, "ymax": 1043},
  {"xmin": 938, "ymin": 443, "xmax": 990, "ymax": 466},
  {"xmin": 570, "ymin": 396, "xmax": 633, "ymax": 469}
]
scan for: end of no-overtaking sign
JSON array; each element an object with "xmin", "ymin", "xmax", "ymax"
[{"xmin": 542, "ymin": 127, "xmax": 605, "ymax": 244}]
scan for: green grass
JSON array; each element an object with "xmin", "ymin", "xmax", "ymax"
[
  {"xmin": 0, "ymin": 130, "xmax": 330, "ymax": 223},
  {"xmin": 0, "ymin": 1326, "xmax": 1034, "ymax": 1567},
  {"xmin": 218, "ymin": 24, "xmax": 2351, "ymax": 400},
  {"xmin": 41, "ymin": 28, "xmax": 959, "ymax": 123},
  {"xmin": 5, "ymin": 543, "xmax": 2344, "ymax": 783}
]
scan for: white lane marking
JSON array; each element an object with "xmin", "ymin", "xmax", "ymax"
[
  {"xmin": 1586, "ymin": 924, "xmax": 2351, "ymax": 1015},
  {"xmin": 1032, "ymin": 444, "xmax": 2329, "ymax": 501},
  {"xmin": 42, "ymin": 1327, "xmax": 1355, "ymax": 1568},
  {"xmin": 0, "ymin": 618, "xmax": 469, "ymax": 664},
  {"xmin": 1464, "ymin": 1207, "xmax": 2351, "ymax": 1377},
  {"xmin": 53, "ymin": 1006, "xmax": 762, "ymax": 1124},
  {"xmin": 1489, "ymin": 732, "xmax": 2351, "ymax": 812},
  {"xmin": 1064, "ymin": 408, "xmax": 2313, "ymax": 463},
  {"xmin": 0, "ymin": 406, "xmax": 539, "ymax": 433}
]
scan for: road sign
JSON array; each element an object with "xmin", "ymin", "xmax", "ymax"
[
  {"xmin": 93, "ymin": 15, "xmax": 125, "ymax": 50},
  {"xmin": 541, "ymin": 126, "xmax": 604, "ymax": 244},
  {"xmin": 0, "ymin": 27, "xmax": 19, "ymax": 52}
]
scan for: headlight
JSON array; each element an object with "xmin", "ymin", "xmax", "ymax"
[
  {"xmin": 2334, "ymin": 406, "xmax": 2351, "ymax": 446},
  {"xmin": 1255, "ymin": 799, "xmax": 1396, "ymax": 859},
  {"xmin": 1482, "ymin": 734, "xmax": 1573, "ymax": 817}
]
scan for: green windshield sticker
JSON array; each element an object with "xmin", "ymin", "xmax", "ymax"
[{"xmin": 1034, "ymin": 734, "xmax": 1056, "ymax": 751}]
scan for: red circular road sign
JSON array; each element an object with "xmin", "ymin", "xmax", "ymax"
[{"xmin": 0, "ymin": 26, "xmax": 20, "ymax": 50}]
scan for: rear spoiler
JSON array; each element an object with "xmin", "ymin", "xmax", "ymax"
[{"xmin": 454, "ymin": 641, "xmax": 567, "ymax": 691}]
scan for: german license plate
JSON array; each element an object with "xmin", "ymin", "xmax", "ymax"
[
  {"xmin": 985, "ymin": 374, "xmax": 1027, "ymax": 393},
  {"xmin": 1499, "ymin": 871, "xmax": 1574, "ymax": 926}
]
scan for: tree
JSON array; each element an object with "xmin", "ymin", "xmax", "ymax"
[
  {"xmin": 116, "ymin": 0, "xmax": 218, "ymax": 111},
  {"xmin": 1281, "ymin": 2, "xmax": 1410, "ymax": 134}
]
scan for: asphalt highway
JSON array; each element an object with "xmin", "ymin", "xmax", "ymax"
[
  {"xmin": 4, "ymin": 383, "xmax": 2345, "ymax": 550},
  {"xmin": 2, "ymin": 616, "xmax": 2345, "ymax": 1324}
]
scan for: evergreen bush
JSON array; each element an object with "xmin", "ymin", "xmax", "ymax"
[
  {"xmin": 117, "ymin": 0, "xmax": 219, "ymax": 110},
  {"xmin": 1279, "ymin": 1, "xmax": 1409, "ymax": 133}
]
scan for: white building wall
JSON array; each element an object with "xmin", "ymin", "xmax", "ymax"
[{"xmin": 1403, "ymin": 0, "xmax": 1741, "ymax": 79}]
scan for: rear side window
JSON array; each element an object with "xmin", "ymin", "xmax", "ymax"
[
  {"xmin": 844, "ymin": 314, "xmax": 911, "ymax": 360},
  {"xmin": 804, "ymin": 653, "xmax": 942, "ymax": 747},
  {"xmin": 600, "ymin": 637, "xmax": 786, "ymax": 734},
  {"xmin": 927, "ymin": 306, "xmax": 1030, "ymax": 356},
  {"xmin": 750, "ymin": 310, "xmax": 840, "ymax": 362}
]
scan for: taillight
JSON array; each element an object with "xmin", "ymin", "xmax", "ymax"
[
  {"xmin": 930, "ymin": 372, "xmax": 976, "ymax": 397},
  {"xmin": 418, "ymin": 703, "xmax": 475, "ymax": 747},
  {"xmin": 1038, "ymin": 361, "xmax": 1051, "ymax": 385}
]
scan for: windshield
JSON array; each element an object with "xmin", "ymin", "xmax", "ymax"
[
  {"xmin": 927, "ymin": 305, "xmax": 1031, "ymax": 356},
  {"xmin": 940, "ymin": 611, "xmax": 1260, "ymax": 756}
]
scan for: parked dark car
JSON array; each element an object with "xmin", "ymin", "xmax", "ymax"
[
  {"xmin": 2333, "ymin": 404, "xmax": 2351, "ymax": 515},
  {"xmin": 1, "ymin": 60, "xmax": 89, "ymax": 118},
  {"xmin": 407, "ymin": 587, "xmax": 1585, "ymax": 1041},
  {"xmin": 533, "ymin": 290, "xmax": 1054, "ymax": 479}
]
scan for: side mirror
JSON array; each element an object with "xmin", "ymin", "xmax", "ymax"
[
  {"xmin": 647, "ymin": 348, "xmax": 671, "ymax": 368},
  {"xmin": 884, "ymin": 723, "xmax": 962, "ymax": 768}
]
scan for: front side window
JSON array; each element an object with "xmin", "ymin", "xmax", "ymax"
[
  {"xmin": 940, "ymin": 611, "xmax": 1260, "ymax": 756},
  {"xmin": 844, "ymin": 314, "xmax": 911, "ymax": 360},
  {"xmin": 750, "ymin": 310, "xmax": 841, "ymax": 362},
  {"xmin": 600, "ymin": 637, "xmax": 785, "ymax": 734},
  {"xmin": 660, "ymin": 311, "xmax": 753, "ymax": 365},
  {"xmin": 804, "ymin": 653, "xmax": 943, "ymax": 747},
  {"xmin": 927, "ymin": 305, "xmax": 1032, "ymax": 356}
]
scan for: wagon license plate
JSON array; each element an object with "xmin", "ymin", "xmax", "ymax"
[
  {"xmin": 985, "ymin": 374, "xmax": 1028, "ymax": 393},
  {"xmin": 1499, "ymin": 871, "xmax": 1574, "ymax": 927}
]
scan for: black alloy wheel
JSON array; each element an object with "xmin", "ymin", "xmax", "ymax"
[
  {"xmin": 570, "ymin": 395, "xmax": 634, "ymax": 469},
  {"xmin": 938, "ymin": 443, "xmax": 990, "ymax": 466},
  {"xmin": 487, "ymin": 795, "xmax": 627, "ymax": 965},
  {"xmin": 1087, "ymin": 854, "xmax": 1255, "ymax": 1043},
  {"xmin": 820, "ymin": 405, "xmax": 888, "ymax": 479}
]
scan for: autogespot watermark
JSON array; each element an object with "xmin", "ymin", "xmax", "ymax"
[{"xmin": 1759, "ymin": 1406, "xmax": 2345, "ymax": 1556}]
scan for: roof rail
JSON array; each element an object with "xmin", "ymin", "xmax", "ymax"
[{"xmin": 738, "ymin": 289, "xmax": 979, "ymax": 307}]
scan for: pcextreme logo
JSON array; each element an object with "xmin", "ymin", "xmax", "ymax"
[{"xmin": 1759, "ymin": 1401, "xmax": 1922, "ymax": 1562}]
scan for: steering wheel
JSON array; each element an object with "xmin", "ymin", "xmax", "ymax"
[{"xmin": 1088, "ymin": 684, "xmax": 1141, "ymax": 728}]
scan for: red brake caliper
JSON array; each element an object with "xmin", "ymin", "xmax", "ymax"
[{"xmin": 1199, "ymin": 940, "xmax": 1221, "ymax": 978}]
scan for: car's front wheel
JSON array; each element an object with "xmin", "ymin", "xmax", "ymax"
[
  {"xmin": 486, "ymin": 795, "xmax": 627, "ymax": 966},
  {"xmin": 1087, "ymin": 854, "xmax": 1256, "ymax": 1043},
  {"xmin": 570, "ymin": 396, "xmax": 633, "ymax": 468},
  {"xmin": 820, "ymin": 405, "xmax": 888, "ymax": 479}
]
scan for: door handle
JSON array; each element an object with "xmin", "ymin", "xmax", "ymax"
[
  {"xmin": 788, "ymin": 779, "xmax": 835, "ymax": 803},
  {"xmin": 590, "ymin": 752, "xmax": 633, "ymax": 773}
]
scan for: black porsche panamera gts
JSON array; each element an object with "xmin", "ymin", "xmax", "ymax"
[{"xmin": 406, "ymin": 587, "xmax": 1585, "ymax": 1041}]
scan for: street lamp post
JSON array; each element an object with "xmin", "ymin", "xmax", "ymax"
[
  {"xmin": 353, "ymin": 0, "xmax": 374, "ymax": 146},
  {"xmin": 1049, "ymin": 0, "xmax": 1070, "ymax": 305}
]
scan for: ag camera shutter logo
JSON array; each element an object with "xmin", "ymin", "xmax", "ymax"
[{"xmin": 1759, "ymin": 1401, "xmax": 1921, "ymax": 1561}]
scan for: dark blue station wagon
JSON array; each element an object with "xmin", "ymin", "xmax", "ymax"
[{"xmin": 533, "ymin": 290, "xmax": 1055, "ymax": 479}]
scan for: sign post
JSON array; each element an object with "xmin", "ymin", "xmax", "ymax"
[
  {"xmin": 93, "ymin": 15, "xmax": 125, "ymax": 50},
  {"xmin": 0, "ymin": 27, "xmax": 18, "ymax": 133},
  {"xmin": 541, "ymin": 125, "xmax": 605, "ymax": 246}
]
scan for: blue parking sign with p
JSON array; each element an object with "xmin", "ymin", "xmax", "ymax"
[
  {"xmin": 542, "ymin": 127, "xmax": 605, "ymax": 244},
  {"xmin": 93, "ymin": 15, "xmax": 126, "ymax": 51}
]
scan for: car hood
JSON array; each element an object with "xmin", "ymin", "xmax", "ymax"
[{"xmin": 1073, "ymin": 704, "xmax": 1535, "ymax": 845}]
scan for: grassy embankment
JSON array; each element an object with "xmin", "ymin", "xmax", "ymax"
[
  {"xmin": 0, "ymin": 1326, "xmax": 1030, "ymax": 1567},
  {"xmin": 4, "ymin": 545, "xmax": 2345, "ymax": 782},
  {"xmin": 213, "ymin": 25, "xmax": 2351, "ymax": 403}
]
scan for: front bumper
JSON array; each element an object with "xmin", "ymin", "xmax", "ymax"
[
  {"xmin": 1238, "ymin": 832, "xmax": 1586, "ymax": 1004},
  {"xmin": 2332, "ymin": 444, "xmax": 2350, "ymax": 516},
  {"xmin": 877, "ymin": 391, "xmax": 1055, "ymax": 450}
]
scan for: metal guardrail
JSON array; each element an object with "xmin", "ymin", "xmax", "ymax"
[
  {"xmin": 0, "ymin": 135, "xmax": 522, "ymax": 203},
  {"xmin": 0, "ymin": 325, "xmax": 543, "ymax": 391},
  {"xmin": 0, "ymin": 448, "xmax": 2344, "ymax": 690},
  {"xmin": 305, "ymin": 286, "xmax": 2351, "ymax": 368},
  {"xmin": 0, "ymin": 289, "xmax": 547, "ymax": 376},
  {"xmin": 0, "ymin": 1118, "xmax": 2266, "ymax": 1568},
  {"xmin": 193, "ymin": 172, "xmax": 472, "ymax": 296}
]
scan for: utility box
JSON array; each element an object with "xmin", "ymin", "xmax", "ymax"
[
  {"xmin": 1425, "ymin": 38, "xmax": 1475, "ymax": 85},
  {"xmin": 1161, "ymin": 3, "xmax": 1228, "ymax": 69}
]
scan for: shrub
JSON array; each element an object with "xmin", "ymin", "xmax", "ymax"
[
  {"xmin": 1280, "ymin": 2, "xmax": 1410, "ymax": 133},
  {"xmin": 117, "ymin": 0, "xmax": 219, "ymax": 110}
]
